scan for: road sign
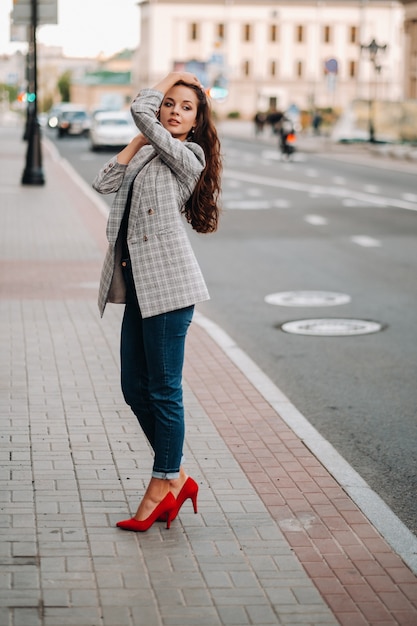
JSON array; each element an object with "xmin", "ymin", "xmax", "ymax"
[
  {"xmin": 324, "ymin": 58, "xmax": 338, "ymax": 74},
  {"xmin": 12, "ymin": 0, "xmax": 58, "ymax": 26}
]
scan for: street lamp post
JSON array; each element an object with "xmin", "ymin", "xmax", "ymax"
[
  {"xmin": 360, "ymin": 38, "xmax": 387, "ymax": 143},
  {"xmin": 21, "ymin": 0, "xmax": 45, "ymax": 185}
]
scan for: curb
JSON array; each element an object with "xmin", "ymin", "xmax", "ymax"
[{"xmin": 194, "ymin": 312, "xmax": 417, "ymax": 576}]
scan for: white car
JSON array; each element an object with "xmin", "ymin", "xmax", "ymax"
[{"xmin": 89, "ymin": 111, "xmax": 138, "ymax": 151}]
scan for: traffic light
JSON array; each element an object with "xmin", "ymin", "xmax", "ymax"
[
  {"xmin": 17, "ymin": 92, "xmax": 36, "ymax": 103},
  {"xmin": 208, "ymin": 86, "xmax": 228, "ymax": 101}
]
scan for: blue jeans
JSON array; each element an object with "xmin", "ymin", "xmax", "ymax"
[{"xmin": 120, "ymin": 260, "xmax": 194, "ymax": 479}]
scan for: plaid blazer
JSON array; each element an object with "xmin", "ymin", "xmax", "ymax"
[{"xmin": 93, "ymin": 88, "xmax": 210, "ymax": 318}]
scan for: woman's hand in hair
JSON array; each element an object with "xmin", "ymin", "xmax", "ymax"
[{"xmin": 152, "ymin": 72, "xmax": 203, "ymax": 94}]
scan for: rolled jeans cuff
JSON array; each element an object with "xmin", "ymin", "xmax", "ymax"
[
  {"xmin": 152, "ymin": 470, "xmax": 180, "ymax": 480},
  {"xmin": 151, "ymin": 454, "xmax": 185, "ymax": 480}
]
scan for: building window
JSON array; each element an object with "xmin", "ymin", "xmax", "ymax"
[
  {"xmin": 296, "ymin": 60, "xmax": 303, "ymax": 78},
  {"xmin": 349, "ymin": 60, "xmax": 357, "ymax": 78},
  {"xmin": 270, "ymin": 24, "xmax": 279, "ymax": 42},
  {"xmin": 243, "ymin": 60, "xmax": 251, "ymax": 76},
  {"xmin": 270, "ymin": 60, "xmax": 277, "ymax": 77},
  {"xmin": 190, "ymin": 23, "xmax": 199, "ymax": 41},
  {"xmin": 349, "ymin": 26, "xmax": 358, "ymax": 44},
  {"xmin": 243, "ymin": 24, "xmax": 251, "ymax": 42},
  {"xmin": 217, "ymin": 23, "xmax": 225, "ymax": 40},
  {"xmin": 296, "ymin": 25, "xmax": 304, "ymax": 43},
  {"xmin": 323, "ymin": 25, "xmax": 332, "ymax": 44}
]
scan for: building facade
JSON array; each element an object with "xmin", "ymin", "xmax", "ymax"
[
  {"xmin": 70, "ymin": 50, "xmax": 135, "ymax": 111},
  {"xmin": 402, "ymin": 0, "xmax": 417, "ymax": 97},
  {"xmin": 134, "ymin": 0, "xmax": 405, "ymax": 119}
]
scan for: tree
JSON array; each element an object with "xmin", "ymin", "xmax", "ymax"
[
  {"xmin": 57, "ymin": 70, "xmax": 71, "ymax": 102},
  {"xmin": 0, "ymin": 83, "xmax": 18, "ymax": 104}
]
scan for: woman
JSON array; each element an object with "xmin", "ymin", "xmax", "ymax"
[{"xmin": 93, "ymin": 71, "xmax": 222, "ymax": 531}]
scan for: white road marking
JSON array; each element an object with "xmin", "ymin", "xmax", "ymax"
[
  {"xmin": 261, "ymin": 150, "xmax": 281, "ymax": 160},
  {"xmin": 261, "ymin": 150, "xmax": 306, "ymax": 163},
  {"xmin": 247, "ymin": 187, "xmax": 263, "ymax": 197},
  {"xmin": 343, "ymin": 199, "xmax": 363, "ymax": 207},
  {"xmin": 305, "ymin": 168, "xmax": 319, "ymax": 178},
  {"xmin": 223, "ymin": 200, "xmax": 272, "ymax": 210},
  {"xmin": 273, "ymin": 199, "xmax": 290, "ymax": 208},
  {"xmin": 224, "ymin": 170, "xmax": 417, "ymax": 212},
  {"xmin": 333, "ymin": 176, "xmax": 346, "ymax": 185},
  {"xmin": 402, "ymin": 193, "xmax": 417, "ymax": 202},
  {"xmin": 305, "ymin": 214, "xmax": 328, "ymax": 225},
  {"xmin": 351, "ymin": 236, "xmax": 382, "ymax": 247},
  {"xmin": 221, "ymin": 192, "xmax": 243, "ymax": 201},
  {"xmin": 364, "ymin": 184, "xmax": 379, "ymax": 194}
]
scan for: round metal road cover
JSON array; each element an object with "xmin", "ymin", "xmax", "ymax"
[
  {"xmin": 281, "ymin": 318, "xmax": 383, "ymax": 336},
  {"xmin": 265, "ymin": 291, "xmax": 351, "ymax": 307}
]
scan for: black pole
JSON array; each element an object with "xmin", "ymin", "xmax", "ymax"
[
  {"xmin": 368, "ymin": 96, "xmax": 375, "ymax": 144},
  {"xmin": 21, "ymin": 0, "xmax": 45, "ymax": 185},
  {"xmin": 22, "ymin": 48, "xmax": 31, "ymax": 141}
]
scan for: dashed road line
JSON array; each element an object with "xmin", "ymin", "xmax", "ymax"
[
  {"xmin": 224, "ymin": 169, "xmax": 417, "ymax": 212},
  {"xmin": 304, "ymin": 214, "xmax": 328, "ymax": 225},
  {"xmin": 351, "ymin": 235, "xmax": 382, "ymax": 247}
]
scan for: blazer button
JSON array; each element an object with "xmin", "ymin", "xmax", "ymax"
[
  {"xmin": 143, "ymin": 235, "xmax": 148, "ymax": 242},
  {"xmin": 148, "ymin": 208, "xmax": 154, "ymax": 215}
]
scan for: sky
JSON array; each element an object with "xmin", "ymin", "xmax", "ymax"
[{"xmin": 1, "ymin": 0, "xmax": 140, "ymax": 58}]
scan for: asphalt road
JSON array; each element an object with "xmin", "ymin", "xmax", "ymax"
[{"xmin": 45, "ymin": 127, "xmax": 417, "ymax": 536}]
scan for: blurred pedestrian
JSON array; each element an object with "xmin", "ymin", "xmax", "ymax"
[
  {"xmin": 312, "ymin": 110, "xmax": 323, "ymax": 135},
  {"xmin": 93, "ymin": 71, "xmax": 222, "ymax": 532},
  {"xmin": 254, "ymin": 111, "xmax": 267, "ymax": 136},
  {"xmin": 277, "ymin": 115, "xmax": 296, "ymax": 159},
  {"xmin": 267, "ymin": 109, "xmax": 284, "ymax": 135}
]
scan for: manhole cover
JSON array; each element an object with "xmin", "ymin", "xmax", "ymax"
[
  {"xmin": 281, "ymin": 318, "xmax": 383, "ymax": 336},
  {"xmin": 265, "ymin": 291, "xmax": 351, "ymax": 307}
]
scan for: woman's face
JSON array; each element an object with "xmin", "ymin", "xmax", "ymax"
[{"xmin": 159, "ymin": 84, "xmax": 198, "ymax": 141}]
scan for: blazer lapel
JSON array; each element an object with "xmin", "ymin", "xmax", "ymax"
[{"xmin": 107, "ymin": 146, "xmax": 157, "ymax": 244}]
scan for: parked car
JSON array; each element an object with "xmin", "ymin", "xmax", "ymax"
[
  {"xmin": 89, "ymin": 110, "xmax": 137, "ymax": 151},
  {"xmin": 47, "ymin": 103, "xmax": 70, "ymax": 128},
  {"xmin": 90, "ymin": 107, "xmax": 118, "ymax": 120},
  {"xmin": 57, "ymin": 107, "xmax": 91, "ymax": 138}
]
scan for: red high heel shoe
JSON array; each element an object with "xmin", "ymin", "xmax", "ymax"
[
  {"xmin": 158, "ymin": 477, "xmax": 199, "ymax": 522},
  {"xmin": 117, "ymin": 492, "xmax": 176, "ymax": 531},
  {"xmin": 174, "ymin": 476, "xmax": 198, "ymax": 518}
]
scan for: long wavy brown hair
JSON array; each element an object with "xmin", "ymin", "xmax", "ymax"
[{"xmin": 176, "ymin": 81, "xmax": 222, "ymax": 234}]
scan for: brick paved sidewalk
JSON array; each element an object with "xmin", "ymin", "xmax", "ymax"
[{"xmin": 1, "ymin": 123, "xmax": 416, "ymax": 626}]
